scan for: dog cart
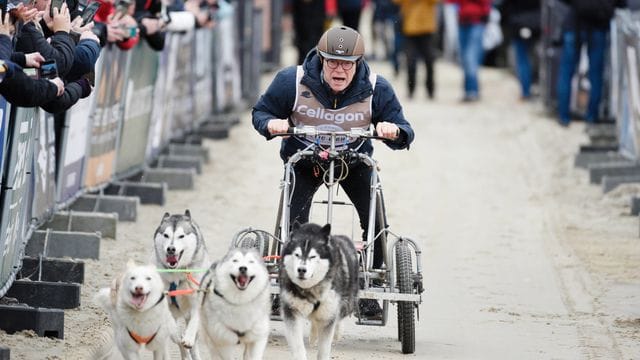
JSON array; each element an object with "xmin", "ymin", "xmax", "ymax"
[{"xmin": 231, "ymin": 126, "xmax": 424, "ymax": 354}]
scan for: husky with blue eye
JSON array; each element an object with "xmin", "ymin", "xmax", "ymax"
[
  {"xmin": 279, "ymin": 223, "xmax": 359, "ymax": 360},
  {"xmin": 182, "ymin": 247, "xmax": 271, "ymax": 360}
]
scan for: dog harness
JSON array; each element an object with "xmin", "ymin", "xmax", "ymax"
[
  {"xmin": 126, "ymin": 294, "xmax": 165, "ymax": 345},
  {"xmin": 128, "ymin": 328, "xmax": 159, "ymax": 345},
  {"xmin": 168, "ymin": 272, "xmax": 200, "ymax": 309}
]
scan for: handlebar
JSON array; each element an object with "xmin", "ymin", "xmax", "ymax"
[{"xmin": 273, "ymin": 126, "xmax": 388, "ymax": 141}]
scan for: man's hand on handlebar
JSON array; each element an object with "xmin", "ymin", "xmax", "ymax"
[
  {"xmin": 267, "ymin": 119, "xmax": 290, "ymax": 136},
  {"xmin": 375, "ymin": 122, "xmax": 400, "ymax": 141}
]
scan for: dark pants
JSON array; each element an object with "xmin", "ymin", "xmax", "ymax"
[
  {"xmin": 288, "ymin": 159, "xmax": 384, "ymax": 268},
  {"xmin": 405, "ymin": 33, "xmax": 435, "ymax": 98},
  {"xmin": 339, "ymin": 8, "xmax": 362, "ymax": 31},
  {"xmin": 293, "ymin": 0, "xmax": 326, "ymax": 64}
]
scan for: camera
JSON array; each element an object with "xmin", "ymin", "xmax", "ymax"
[{"xmin": 39, "ymin": 59, "xmax": 58, "ymax": 79}]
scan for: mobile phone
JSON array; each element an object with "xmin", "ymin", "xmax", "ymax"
[
  {"xmin": 80, "ymin": 1, "xmax": 99, "ymax": 25},
  {"xmin": 0, "ymin": 0, "xmax": 7, "ymax": 18},
  {"xmin": 39, "ymin": 59, "xmax": 58, "ymax": 79},
  {"xmin": 50, "ymin": 0, "xmax": 65, "ymax": 18}
]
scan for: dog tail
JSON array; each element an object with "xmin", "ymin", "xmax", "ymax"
[
  {"xmin": 94, "ymin": 287, "xmax": 112, "ymax": 310},
  {"xmin": 87, "ymin": 328, "xmax": 115, "ymax": 360}
]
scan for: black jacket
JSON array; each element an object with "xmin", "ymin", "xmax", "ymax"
[{"xmin": 15, "ymin": 22, "xmax": 76, "ymax": 77}]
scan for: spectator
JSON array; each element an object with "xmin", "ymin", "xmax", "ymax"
[
  {"xmin": 499, "ymin": 0, "xmax": 541, "ymax": 100},
  {"xmin": 447, "ymin": 0, "xmax": 491, "ymax": 102},
  {"xmin": 371, "ymin": 0, "xmax": 401, "ymax": 76},
  {"xmin": 338, "ymin": 0, "xmax": 363, "ymax": 30},
  {"xmin": 93, "ymin": 0, "xmax": 139, "ymax": 49},
  {"xmin": 134, "ymin": 0, "xmax": 167, "ymax": 50},
  {"xmin": 291, "ymin": 0, "xmax": 326, "ymax": 65},
  {"xmin": 394, "ymin": 0, "xmax": 439, "ymax": 99},
  {"xmin": 556, "ymin": 0, "xmax": 626, "ymax": 126},
  {"xmin": 0, "ymin": 13, "xmax": 64, "ymax": 106}
]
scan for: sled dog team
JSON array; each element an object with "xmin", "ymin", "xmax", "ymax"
[{"xmin": 95, "ymin": 210, "xmax": 359, "ymax": 360}]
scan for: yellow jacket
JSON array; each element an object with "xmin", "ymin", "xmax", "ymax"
[{"xmin": 393, "ymin": 0, "xmax": 440, "ymax": 35}]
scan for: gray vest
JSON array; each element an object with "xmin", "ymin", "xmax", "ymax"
[{"xmin": 290, "ymin": 66, "xmax": 376, "ymax": 146}]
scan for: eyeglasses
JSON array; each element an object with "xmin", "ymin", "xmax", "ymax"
[{"xmin": 324, "ymin": 59, "xmax": 356, "ymax": 70}]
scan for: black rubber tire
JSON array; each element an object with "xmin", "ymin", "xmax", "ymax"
[
  {"xmin": 375, "ymin": 191, "xmax": 388, "ymax": 267},
  {"xmin": 396, "ymin": 241, "xmax": 415, "ymax": 354}
]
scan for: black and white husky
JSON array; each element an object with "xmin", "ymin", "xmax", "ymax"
[
  {"xmin": 151, "ymin": 210, "xmax": 210, "ymax": 360},
  {"xmin": 280, "ymin": 223, "xmax": 359, "ymax": 360},
  {"xmin": 182, "ymin": 247, "xmax": 271, "ymax": 360}
]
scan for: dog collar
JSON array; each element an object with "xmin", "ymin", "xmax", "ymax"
[{"xmin": 128, "ymin": 327, "xmax": 159, "ymax": 345}]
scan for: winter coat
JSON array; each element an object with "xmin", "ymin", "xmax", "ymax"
[
  {"xmin": 499, "ymin": 0, "xmax": 541, "ymax": 38},
  {"xmin": 0, "ymin": 34, "xmax": 61, "ymax": 107},
  {"xmin": 252, "ymin": 49, "xmax": 414, "ymax": 161},
  {"xmin": 447, "ymin": 0, "xmax": 491, "ymax": 25},
  {"xmin": 66, "ymin": 38, "xmax": 101, "ymax": 81},
  {"xmin": 394, "ymin": 0, "xmax": 439, "ymax": 35},
  {"xmin": 14, "ymin": 22, "xmax": 76, "ymax": 77}
]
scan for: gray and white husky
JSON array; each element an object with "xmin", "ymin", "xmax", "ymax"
[
  {"xmin": 280, "ymin": 223, "xmax": 359, "ymax": 360},
  {"xmin": 182, "ymin": 247, "xmax": 271, "ymax": 360},
  {"xmin": 151, "ymin": 210, "xmax": 210, "ymax": 360}
]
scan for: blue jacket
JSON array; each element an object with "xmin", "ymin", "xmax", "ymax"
[{"xmin": 252, "ymin": 50, "xmax": 414, "ymax": 160}]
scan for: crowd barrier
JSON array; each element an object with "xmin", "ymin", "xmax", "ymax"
[
  {"xmin": 611, "ymin": 10, "xmax": 640, "ymax": 160},
  {"xmin": 0, "ymin": 0, "xmax": 280, "ymax": 298}
]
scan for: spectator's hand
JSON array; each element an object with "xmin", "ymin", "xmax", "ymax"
[
  {"xmin": 375, "ymin": 122, "xmax": 400, "ymax": 141},
  {"xmin": 119, "ymin": 14, "xmax": 137, "ymax": 28},
  {"xmin": 107, "ymin": 23, "xmax": 125, "ymax": 42},
  {"xmin": 25, "ymin": 52, "xmax": 45, "ymax": 68},
  {"xmin": 71, "ymin": 16, "xmax": 95, "ymax": 32},
  {"xmin": 267, "ymin": 119, "xmax": 290, "ymax": 136},
  {"xmin": 11, "ymin": 4, "xmax": 39, "ymax": 23},
  {"xmin": 50, "ymin": 77, "xmax": 64, "ymax": 96},
  {"xmin": 140, "ymin": 17, "xmax": 162, "ymax": 35},
  {"xmin": 0, "ymin": 13, "xmax": 13, "ymax": 36},
  {"xmin": 80, "ymin": 29, "xmax": 99, "ymax": 43},
  {"xmin": 52, "ymin": 2, "xmax": 71, "ymax": 33}
]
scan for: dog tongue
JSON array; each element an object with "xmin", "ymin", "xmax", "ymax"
[
  {"xmin": 237, "ymin": 274, "xmax": 249, "ymax": 288},
  {"xmin": 166, "ymin": 255, "xmax": 178, "ymax": 266},
  {"xmin": 131, "ymin": 293, "xmax": 146, "ymax": 308}
]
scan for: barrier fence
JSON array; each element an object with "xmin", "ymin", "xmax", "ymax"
[
  {"xmin": 611, "ymin": 10, "xmax": 640, "ymax": 161},
  {"xmin": 0, "ymin": 0, "xmax": 282, "ymax": 298}
]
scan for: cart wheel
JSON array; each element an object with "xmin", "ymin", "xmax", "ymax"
[
  {"xmin": 375, "ymin": 192, "xmax": 388, "ymax": 265},
  {"xmin": 396, "ymin": 241, "xmax": 415, "ymax": 354}
]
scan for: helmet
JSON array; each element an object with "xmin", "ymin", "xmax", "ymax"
[{"xmin": 317, "ymin": 26, "xmax": 365, "ymax": 62}]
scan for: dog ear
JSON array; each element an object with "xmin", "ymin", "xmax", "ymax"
[
  {"xmin": 292, "ymin": 221, "xmax": 302, "ymax": 230},
  {"xmin": 320, "ymin": 223, "xmax": 331, "ymax": 239},
  {"xmin": 126, "ymin": 259, "xmax": 137, "ymax": 269},
  {"xmin": 162, "ymin": 212, "xmax": 170, "ymax": 221},
  {"xmin": 184, "ymin": 209, "xmax": 191, "ymax": 219}
]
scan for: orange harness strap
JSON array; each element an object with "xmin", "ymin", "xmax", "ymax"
[{"xmin": 128, "ymin": 328, "xmax": 158, "ymax": 345}]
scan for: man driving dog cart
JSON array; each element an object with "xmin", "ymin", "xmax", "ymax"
[{"xmin": 252, "ymin": 25, "xmax": 415, "ymax": 319}]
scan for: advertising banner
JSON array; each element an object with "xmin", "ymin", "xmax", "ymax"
[
  {"xmin": 171, "ymin": 31, "xmax": 195, "ymax": 137},
  {"xmin": 213, "ymin": 9, "xmax": 242, "ymax": 112},
  {"xmin": 146, "ymin": 33, "xmax": 176, "ymax": 162},
  {"xmin": 84, "ymin": 48, "xmax": 131, "ymax": 189},
  {"xmin": 116, "ymin": 42, "xmax": 158, "ymax": 178},
  {"xmin": 193, "ymin": 29, "xmax": 213, "ymax": 124},
  {"xmin": 0, "ymin": 97, "xmax": 10, "ymax": 185},
  {"xmin": 30, "ymin": 110, "xmax": 57, "ymax": 226},
  {"xmin": 0, "ymin": 107, "xmax": 36, "ymax": 297}
]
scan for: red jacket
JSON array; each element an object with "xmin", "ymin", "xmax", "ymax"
[
  {"xmin": 93, "ymin": 0, "xmax": 140, "ymax": 50},
  {"xmin": 447, "ymin": 0, "xmax": 491, "ymax": 25}
]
